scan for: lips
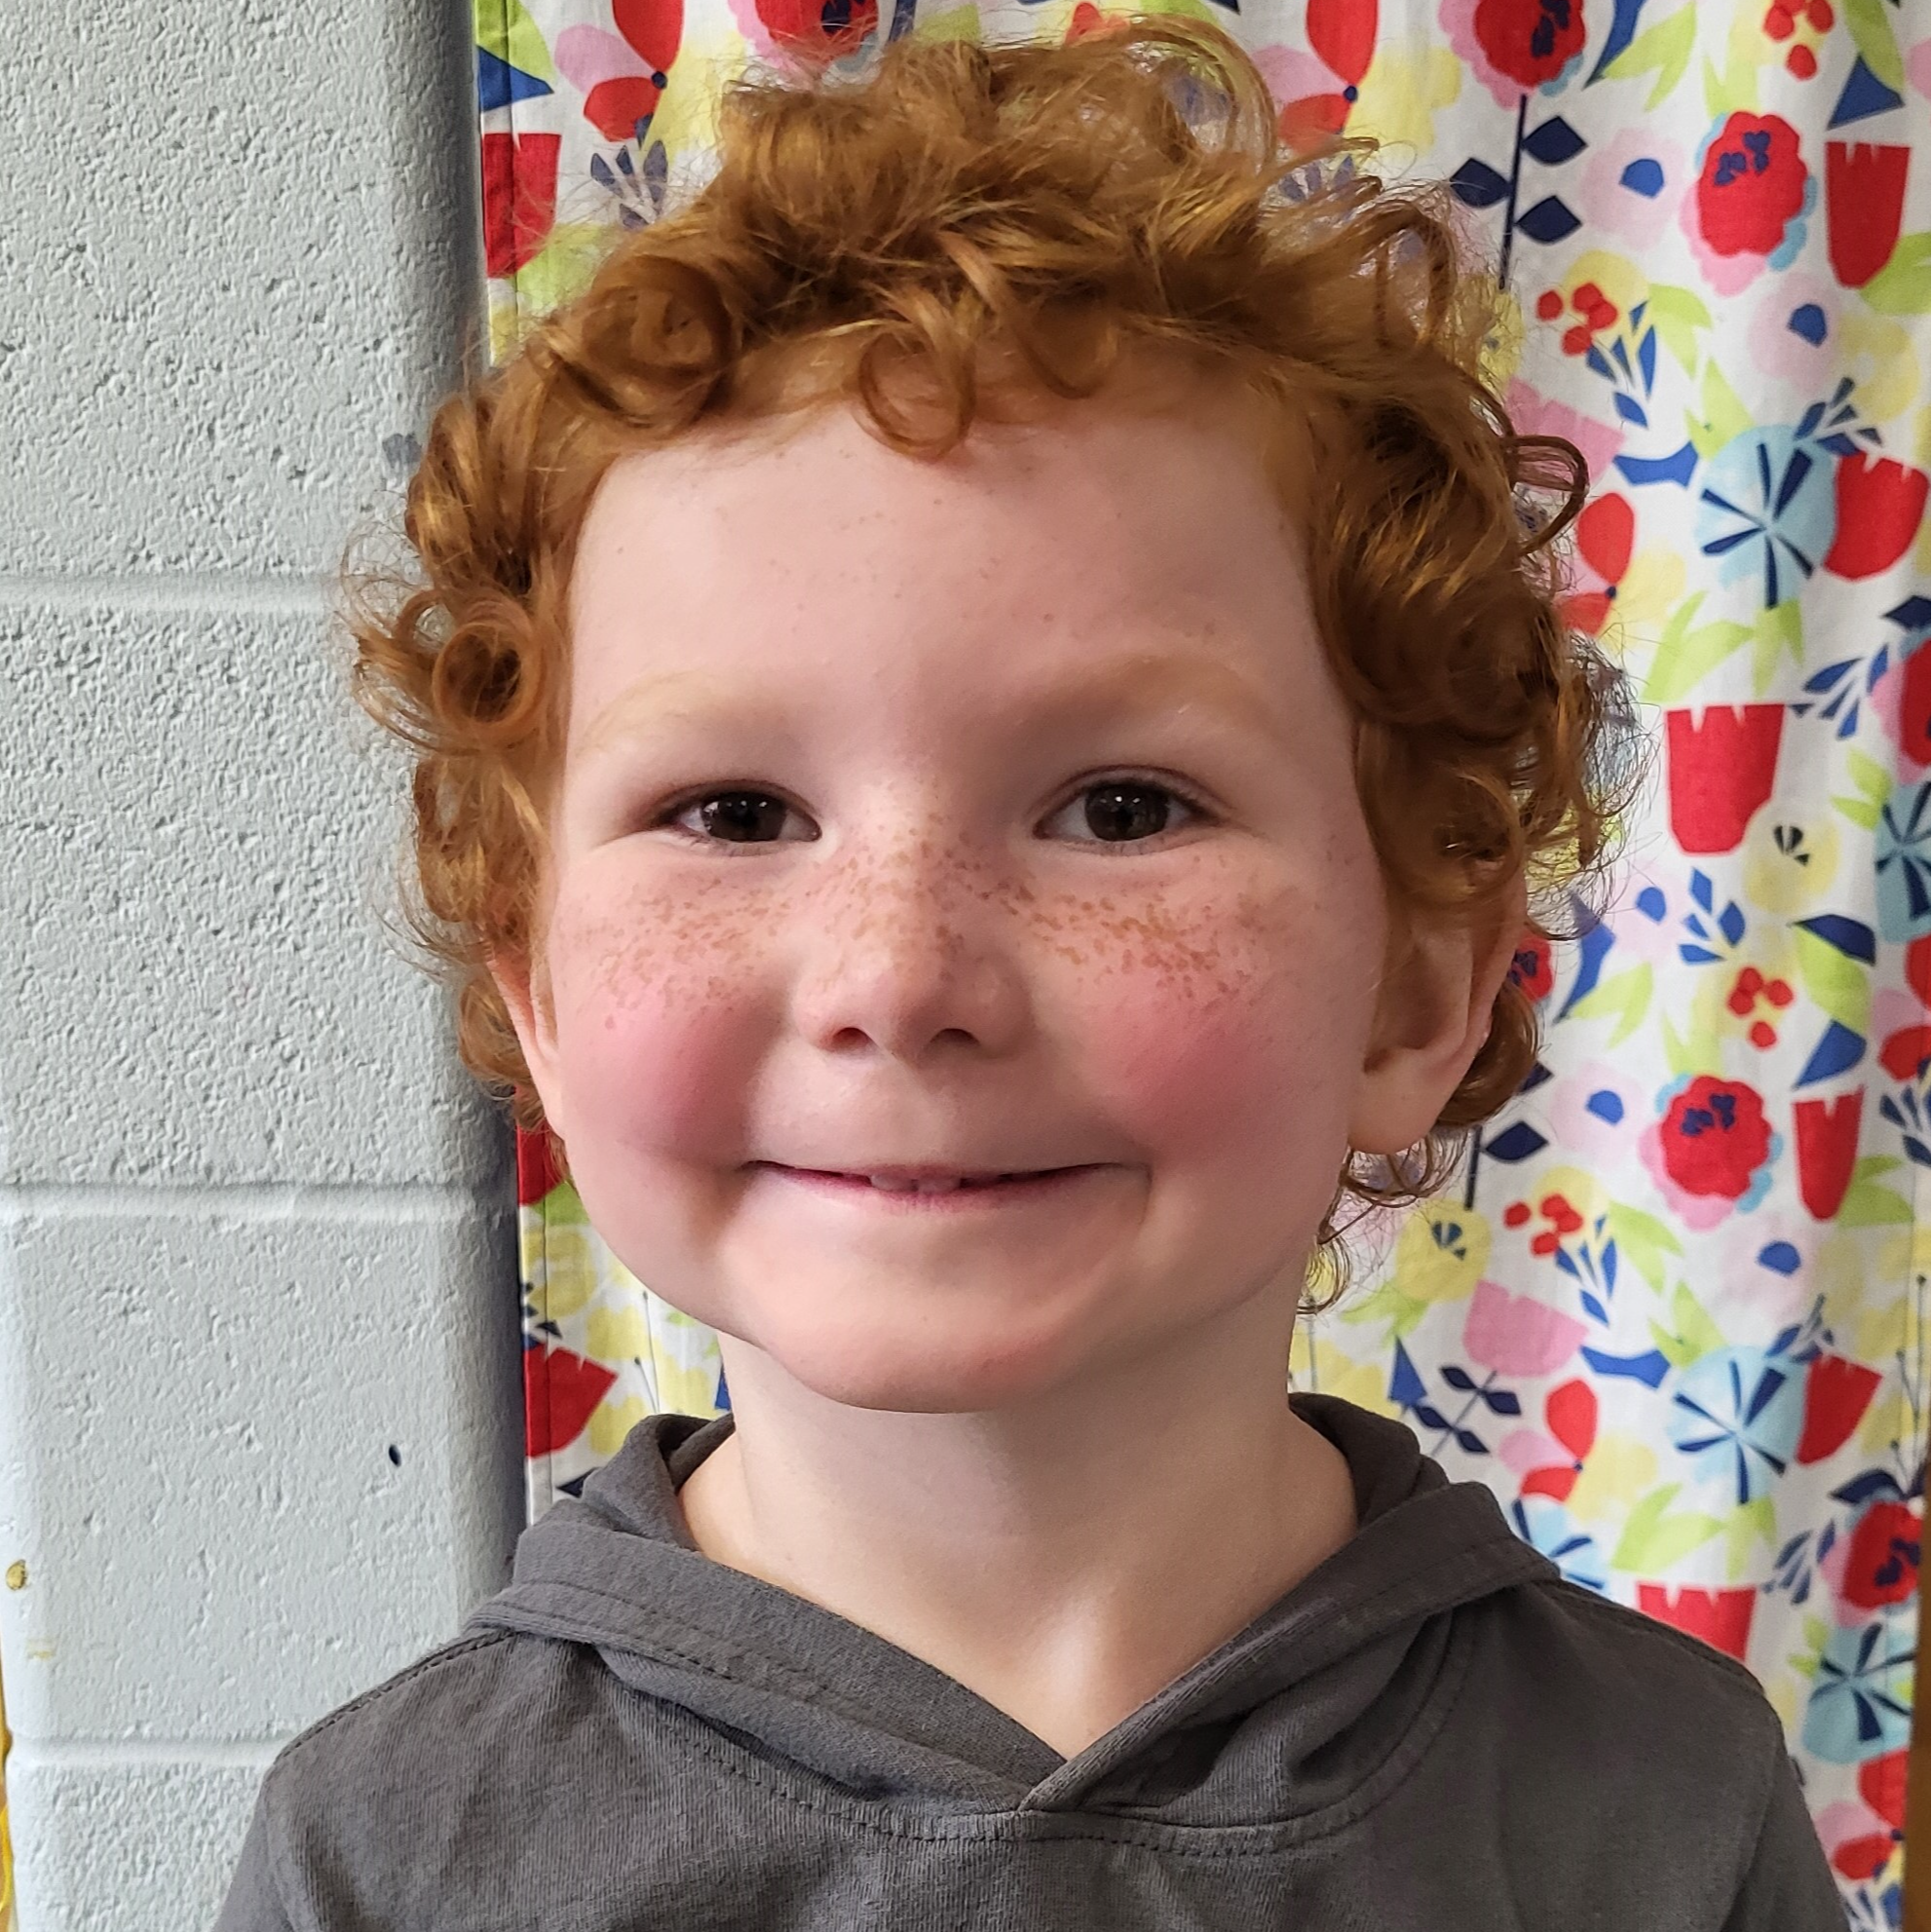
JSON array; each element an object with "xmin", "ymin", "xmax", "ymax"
[
  {"xmin": 786, "ymin": 1166, "xmax": 1062, "ymax": 1193},
  {"xmin": 753, "ymin": 1161, "xmax": 1093, "ymax": 1204}
]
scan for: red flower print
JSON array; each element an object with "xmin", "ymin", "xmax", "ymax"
[
  {"xmin": 1825, "ymin": 142, "xmax": 1911, "ymax": 288},
  {"xmin": 1860, "ymin": 1750, "xmax": 1910, "ymax": 1834},
  {"xmin": 1902, "ymin": 645, "xmax": 1929, "ymax": 771},
  {"xmin": 1635, "ymin": 1584, "xmax": 1757, "ymax": 1661},
  {"xmin": 1665, "ymin": 704, "xmax": 1784, "ymax": 854},
  {"xmin": 1519, "ymin": 1378, "xmax": 1596, "ymax": 1499},
  {"xmin": 1472, "ymin": 0, "xmax": 1586, "ymax": 92},
  {"xmin": 1795, "ymin": 1353, "xmax": 1882, "ymax": 1463},
  {"xmin": 754, "ymin": 0, "xmax": 877, "ymax": 63},
  {"xmin": 481, "ymin": 132, "xmax": 561, "ymax": 279},
  {"xmin": 1725, "ymin": 965, "xmax": 1795, "ymax": 1048},
  {"xmin": 1505, "ymin": 1190, "xmax": 1584, "ymax": 1257},
  {"xmin": 1658, "ymin": 1077, "xmax": 1773, "ymax": 1200},
  {"xmin": 1839, "ymin": 1498, "xmax": 1920, "ymax": 1610},
  {"xmin": 524, "ymin": 1345, "xmax": 617, "ymax": 1458},
  {"xmin": 1693, "ymin": 113, "xmax": 1808, "ymax": 260},
  {"xmin": 1763, "ymin": 0, "xmax": 1834, "ymax": 80},
  {"xmin": 1825, "ymin": 1751, "xmax": 1909, "ymax": 1880},
  {"xmin": 1879, "ymin": 1023, "xmax": 1928, "ymax": 1081},
  {"xmin": 1274, "ymin": 0, "xmax": 1379, "ymax": 146},
  {"xmin": 1794, "ymin": 1089, "xmax": 1863, "ymax": 1220},
  {"xmin": 1560, "ymin": 491, "xmax": 1634, "ymax": 635},
  {"xmin": 1065, "ymin": 3, "xmax": 1131, "ymax": 43},
  {"xmin": 1508, "ymin": 931, "xmax": 1554, "ymax": 1001},
  {"xmin": 1822, "ymin": 455, "xmax": 1930, "ymax": 581}
]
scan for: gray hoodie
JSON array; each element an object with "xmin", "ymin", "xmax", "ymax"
[{"xmin": 215, "ymin": 1392, "xmax": 1845, "ymax": 1930}]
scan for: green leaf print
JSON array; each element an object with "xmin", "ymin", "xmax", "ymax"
[{"xmin": 1612, "ymin": 1483, "xmax": 1726, "ymax": 1572}]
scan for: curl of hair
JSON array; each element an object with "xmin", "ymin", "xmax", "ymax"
[{"xmin": 344, "ymin": 13, "xmax": 1652, "ymax": 1310}]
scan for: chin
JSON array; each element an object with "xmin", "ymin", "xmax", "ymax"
[{"xmin": 728, "ymin": 1289, "xmax": 1101, "ymax": 1416}]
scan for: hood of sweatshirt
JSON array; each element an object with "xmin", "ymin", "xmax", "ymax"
[{"xmin": 466, "ymin": 1391, "xmax": 1559, "ymax": 1828}]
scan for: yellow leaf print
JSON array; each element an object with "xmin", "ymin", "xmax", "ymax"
[
  {"xmin": 530, "ymin": 1218, "xmax": 600, "ymax": 1323},
  {"xmin": 1290, "ymin": 1324, "xmax": 1397, "ymax": 1417},
  {"xmin": 1391, "ymin": 1200, "xmax": 1491, "ymax": 1306},
  {"xmin": 1741, "ymin": 811, "xmax": 1842, "ymax": 915},
  {"xmin": 1568, "ymin": 1432, "xmax": 1658, "ymax": 1525},
  {"xmin": 586, "ymin": 1303, "xmax": 651, "ymax": 1364},
  {"xmin": 587, "ymin": 1394, "xmax": 649, "ymax": 1458},
  {"xmin": 1603, "ymin": 547, "xmax": 1685, "ymax": 641},
  {"xmin": 1348, "ymin": 42, "xmax": 1461, "ymax": 163}
]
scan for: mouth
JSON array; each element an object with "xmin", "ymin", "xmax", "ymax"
[{"xmin": 752, "ymin": 1162, "xmax": 1102, "ymax": 1207}]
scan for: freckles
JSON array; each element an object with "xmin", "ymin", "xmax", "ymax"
[
  {"xmin": 558, "ymin": 871, "xmax": 765, "ymax": 1022},
  {"xmin": 1021, "ymin": 883, "xmax": 1253, "ymax": 1008},
  {"xmin": 1034, "ymin": 875, "xmax": 1365, "ymax": 1143},
  {"xmin": 552, "ymin": 870, "xmax": 775, "ymax": 1152}
]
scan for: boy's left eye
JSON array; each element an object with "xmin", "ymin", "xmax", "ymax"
[{"xmin": 1042, "ymin": 779, "xmax": 1198, "ymax": 845}]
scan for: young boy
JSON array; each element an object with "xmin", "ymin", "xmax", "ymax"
[{"xmin": 218, "ymin": 17, "xmax": 1847, "ymax": 1928}]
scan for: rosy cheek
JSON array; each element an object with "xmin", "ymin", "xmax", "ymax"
[
  {"xmin": 548, "ymin": 872, "xmax": 775, "ymax": 1161},
  {"xmin": 1047, "ymin": 885, "xmax": 1373, "ymax": 1162}
]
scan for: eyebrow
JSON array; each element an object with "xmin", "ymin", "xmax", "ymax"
[{"xmin": 576, "ymin": 647, "xmax": 1287, "ymax": 762}]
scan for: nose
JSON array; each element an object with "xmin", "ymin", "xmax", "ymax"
[{"xmin": 789, "ymin": 831, "xmax": 1030, "ymax": 1064}]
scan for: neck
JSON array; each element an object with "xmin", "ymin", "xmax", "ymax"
[{"xmin": 675, "ymin": 1284, "xmax": 1359, "ymax": 1759}]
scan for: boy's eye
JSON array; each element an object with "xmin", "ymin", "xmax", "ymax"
[
  {"xmin": 672, "ymin": 790, "xmax": 816, "ymax": 844},
  {"xmin": 1044, "ymin": 779, "xmax": 1196, "ymax": 845}
]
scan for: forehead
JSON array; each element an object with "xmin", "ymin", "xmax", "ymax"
[{"xmin": 564, "ymin": 375, "xmax": 1324, "ymax": 746}]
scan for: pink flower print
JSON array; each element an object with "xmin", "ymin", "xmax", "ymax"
[
  {"xmin": 1713, "ymin": 1211, "xmax": 1817, "ymax": 1334},
  {"xmin": 1579, "ymin": 130, "xmax": 1684, "ymax": 249},
  {"xmin": 1547, "ymin": 1062, "xmax": 1642, "ymax": 1163},
  {"xmin": 1503, "ymin": 378, "xmax": 1623, "ymax": 491},
  {"xmin": 1746, "ymin": 273, "xmax": 1839, "ymax": 390},
  {"xmin": 1463, "ymin": 1277, "xmax": 1588, "ymax": 1377}
]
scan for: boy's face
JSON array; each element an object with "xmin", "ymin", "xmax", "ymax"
[{"xmin": 496, "ymin": 374, "xmax": 1473, "ymax": 1414}]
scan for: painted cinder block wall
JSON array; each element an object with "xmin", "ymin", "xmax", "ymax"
[{"xmin": 0, "ymin": 5, "xmax": 526, "ymax": 1926}]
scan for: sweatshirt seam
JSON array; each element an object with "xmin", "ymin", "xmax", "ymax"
[
  {"xmin": 1721, "ymin": 1704, "xmax": 1789, "ymax": 1914},
  {"xmin": 1532, "ymin": 1576, "xmax": 1778, "ymax": 1698},
  {"xmin": 501, "ymin": 1520, "xmax": 1547, "ymax": 1719},
  {"xmin": 259, "ymin": 1773, "xmax": 305, "ymax": 1932},
  {"xmin": 1533, "ymin": 1574, "xmax": 1783, "ymax": 1903},
  {"xmin": 273, "ymin": 1631, "xmax": 515, "ymax": 1763},
  {"xmin": 480, "ymin": 1583, "xmax": 865, "ymax": 1712},
  {"xmin": 614, "ymin": 1596, "xmax": 1485, "ymax": 1850}
]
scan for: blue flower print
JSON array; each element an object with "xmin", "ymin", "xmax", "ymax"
[
  {"xmin": 1875, "ymin": 780, "xmax": 1929, "ymax": 941},
  {"xmin": 1668, "ymin": 1345, "xmax": 1805, "ymax": 1505},
  {"xmin": 1800, "ymin": 1612, "xmax": 1918, "ymax": 1762},
  {"xmin": 1510, "ymin": 1495, "xmax": 1610, "ymax": 1593},
  {"xmin": 1696, "ymin": 425, "xmax": 1837, "ymax": 608}
]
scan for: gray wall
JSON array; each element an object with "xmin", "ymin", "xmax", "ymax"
[{"xmin": 0, "ymin": 6, "xmax": 526, "ymax": 1925}]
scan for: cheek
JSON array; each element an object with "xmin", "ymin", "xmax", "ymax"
[
  {"xmin": 1053, "ymin": 878, "xmax": 1380, "ymax": 1166},
  {"xmin": 546, "ymin": 868, "xmax": 774, "ymax": 1159}
]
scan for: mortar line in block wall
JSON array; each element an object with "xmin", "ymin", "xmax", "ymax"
[
  {"xmin": 2, "ymin": 1739, "xmax": 284, "ymax": 1771},
  {"xmin": 0, "ymin": 1184, "xmax": 506, "ymax": 1224},
  {"xmin": 0, "ymin": 575, "xmax": 332, "ymax": 616}
]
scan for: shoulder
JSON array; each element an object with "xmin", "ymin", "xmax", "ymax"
[
  {"xmin": 269, "ymin": 1630, "xmax": 532, "ymax": 1784},
  {"xmin": 251, "ymin": 1628, "xmax": 616, "ymax": 1909},
  {"xmin": 1438, "ymin": 1577, "xmax": 1842, "ymax": 1927},
  {"xmin": 1461, "ymin": 1573, "xmax": 1790, "ymax": 1817}
]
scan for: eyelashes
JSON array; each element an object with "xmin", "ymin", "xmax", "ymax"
[{"xmin": 650, "ymin": 773, "xmax": 1214, "ymax": 852}]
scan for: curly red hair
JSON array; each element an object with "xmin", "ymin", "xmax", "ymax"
[{"xmin": 346, "ymin": 13, "xmax": 1647, "ymax": 1303}]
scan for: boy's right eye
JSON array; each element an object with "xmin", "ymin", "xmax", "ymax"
[{"xmin": 666, "ymin": 790, "xmax": 818, "ymax": 845}]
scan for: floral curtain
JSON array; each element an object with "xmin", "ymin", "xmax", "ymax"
[{"xmin": 480, "ymin": 0, "xmax": 1929, "ymax": 1913}]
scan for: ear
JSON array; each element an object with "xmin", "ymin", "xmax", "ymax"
[
  {"xmin": 487, "ymin": 942, "xmax": 571, "ymax": 1146},
  {"xmin": 1347, "ymin": 870, "xmax": 1531, "ymax": 1158}
]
